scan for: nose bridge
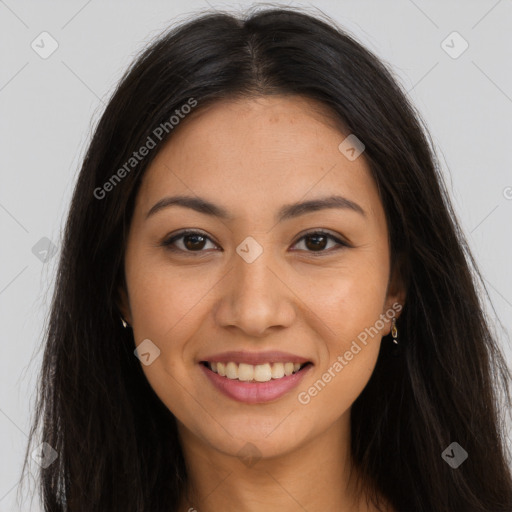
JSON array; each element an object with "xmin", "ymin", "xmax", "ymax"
[
  {"xmin": 233, "ymin": 237, "xmax": 278, "ymax": 308},
  {"xmin": 216, "ymin": 235, "xmax": 294, "ymax": 335},
  {"xmin": 236, "ymin": 247, "xmax": 272, "ymax": 293}
]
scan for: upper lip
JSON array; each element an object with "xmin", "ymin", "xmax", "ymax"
[{"xmin": 199, "ymin": 350, "xmax": 311, "ymax": 365}]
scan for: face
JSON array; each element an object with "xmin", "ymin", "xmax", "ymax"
[{"xmin": 120, "ymin": 95, "xmax": 404, "ymax": 460}]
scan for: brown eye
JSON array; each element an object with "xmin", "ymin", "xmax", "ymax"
[
  {"xmin": 292, "ymin": 230, "xmax": 348, "ymax": 254},
  {"xmin": 182, "ymin": 233, "xmax": 207, "ymax": 251},
  {"xmin": 304, "ymin": 233, "xmax": 329, "ymax": 251},
  {"xmin": 162, "ymin": 230, "xmax": 218, "ymax": 253}
]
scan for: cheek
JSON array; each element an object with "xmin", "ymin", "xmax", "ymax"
[
  {"xmin": 300, "ymin": 252, "xmax": 389, "ymax": 402},
  {"xmin": 307, "ymin": 252, "xmax": 390, "ymax": 344},
  {"xmin": 126, "ymin": 254, "xmax": 215, "ymax": 341},
  {"xmin": 124, "ymin": 261, "xmax": 205, "ymax": 416},
  {"xmin": 124, "ymin": 256, "xmax": 226, "ymax": 410},
  {"xmin": 297, "ymin": 282, "xmax": 386, "ymax": 420}
]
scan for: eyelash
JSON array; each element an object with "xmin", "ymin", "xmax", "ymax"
[{"xmin": 160, "ymin": 229, "xmax": 349, "ymax": 256}]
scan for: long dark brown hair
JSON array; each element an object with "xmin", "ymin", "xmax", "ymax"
[{"xmin": 18, "ymin": 5, "xmax": 512, "ymax": 511}]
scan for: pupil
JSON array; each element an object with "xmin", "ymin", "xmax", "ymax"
[
  {"xmin": 185, "ymin": 234, "xmax": 205, "ymax": 250},
  {"xmin": 306, "ymin": 234, "xmax": 327, "ymax": 251}
]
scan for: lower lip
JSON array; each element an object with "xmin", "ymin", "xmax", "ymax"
[{"xmin": 200, "ymin": 363, "xmax": 313, "ymax": 404}]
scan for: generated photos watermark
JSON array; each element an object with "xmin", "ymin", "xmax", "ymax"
[
  {"xmin": 94, "ymin": 97, "xmax": 198, "ymax": 200},
  {"xmin": 297, "ymin": 302, "xmax": 403, "ymax": 405}
]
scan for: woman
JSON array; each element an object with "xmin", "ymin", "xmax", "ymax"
[{"xmin": 19, "ymin": 5, "xmax": 512, "ymax": 511}]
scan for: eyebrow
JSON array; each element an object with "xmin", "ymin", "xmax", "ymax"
[{"xmin": 145, "ymin": 194, "xmax": 366, "ymax": 222}]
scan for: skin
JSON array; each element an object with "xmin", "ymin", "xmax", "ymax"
[{"xmin": 119, "ymin": 95, "xmax": 405, "ymax": 512}]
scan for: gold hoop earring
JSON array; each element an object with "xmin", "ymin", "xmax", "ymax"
[{"xmin": 391, "ymin": 317, "xmax": 399, "ymax": 345}]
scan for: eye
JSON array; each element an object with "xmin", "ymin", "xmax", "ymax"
[
  {"xmin": 161, "ymin": 230, "xmax": 218, "ymax": 254},
  {"xmin": 160, "ymin": 229, "xmax": 349, "ymax": 255},
  {"xmin": 291, "ymin": 229, "xmax": 349, "ymax": 254}
]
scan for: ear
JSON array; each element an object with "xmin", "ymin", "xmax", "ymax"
[{"xmin": 382, "ymin": 252, "xmax": 407, "ymax": 336}]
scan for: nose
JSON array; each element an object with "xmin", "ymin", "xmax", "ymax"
[{"xmin": 214, "ymin": 244, "xmax": 296, "ymax": 337}]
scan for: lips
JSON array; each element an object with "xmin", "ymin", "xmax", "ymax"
[{"xmin": 198, "ymin": 350, "xmax": 313, "ymax": 404}]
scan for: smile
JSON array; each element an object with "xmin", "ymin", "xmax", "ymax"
[
  {"xmin": 199, "ymin": 360, "xmax": 313, "ymax": 404},
  {"xmin": 202, "ymin": 361, "xmax": 310, "ymax": 382}
]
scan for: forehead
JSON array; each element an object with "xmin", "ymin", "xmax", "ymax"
[{"xmin": 135, "ymin": 95, "xmax": 382, "ymax": 223}]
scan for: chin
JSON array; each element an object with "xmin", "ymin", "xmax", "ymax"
[{"xmin": 194, "ymin": 414, "xmax": 312, "ymax": 461}]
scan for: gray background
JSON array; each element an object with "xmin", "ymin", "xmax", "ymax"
[{"xmin": 1, "ymin": 1, "xmax": 511, "ymax": 510}]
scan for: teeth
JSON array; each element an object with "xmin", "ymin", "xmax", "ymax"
[
  {"xmin": 207, "ymin": 361, "xmax": 306, "ymax": 382},
  {"xmin": 238, "ymin": 363, "xmax": 254, "ymax": 381},
  {"xmin": 254, "ymin": 363, "xmax": 272, "ymax": 382},
  {"xmin": 271, "ymin": 362, "xmax": 285, "ymax": 379},
  {"xmin": 226, "ymin": 362, "xmax": 238, "ymax": 379}
]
